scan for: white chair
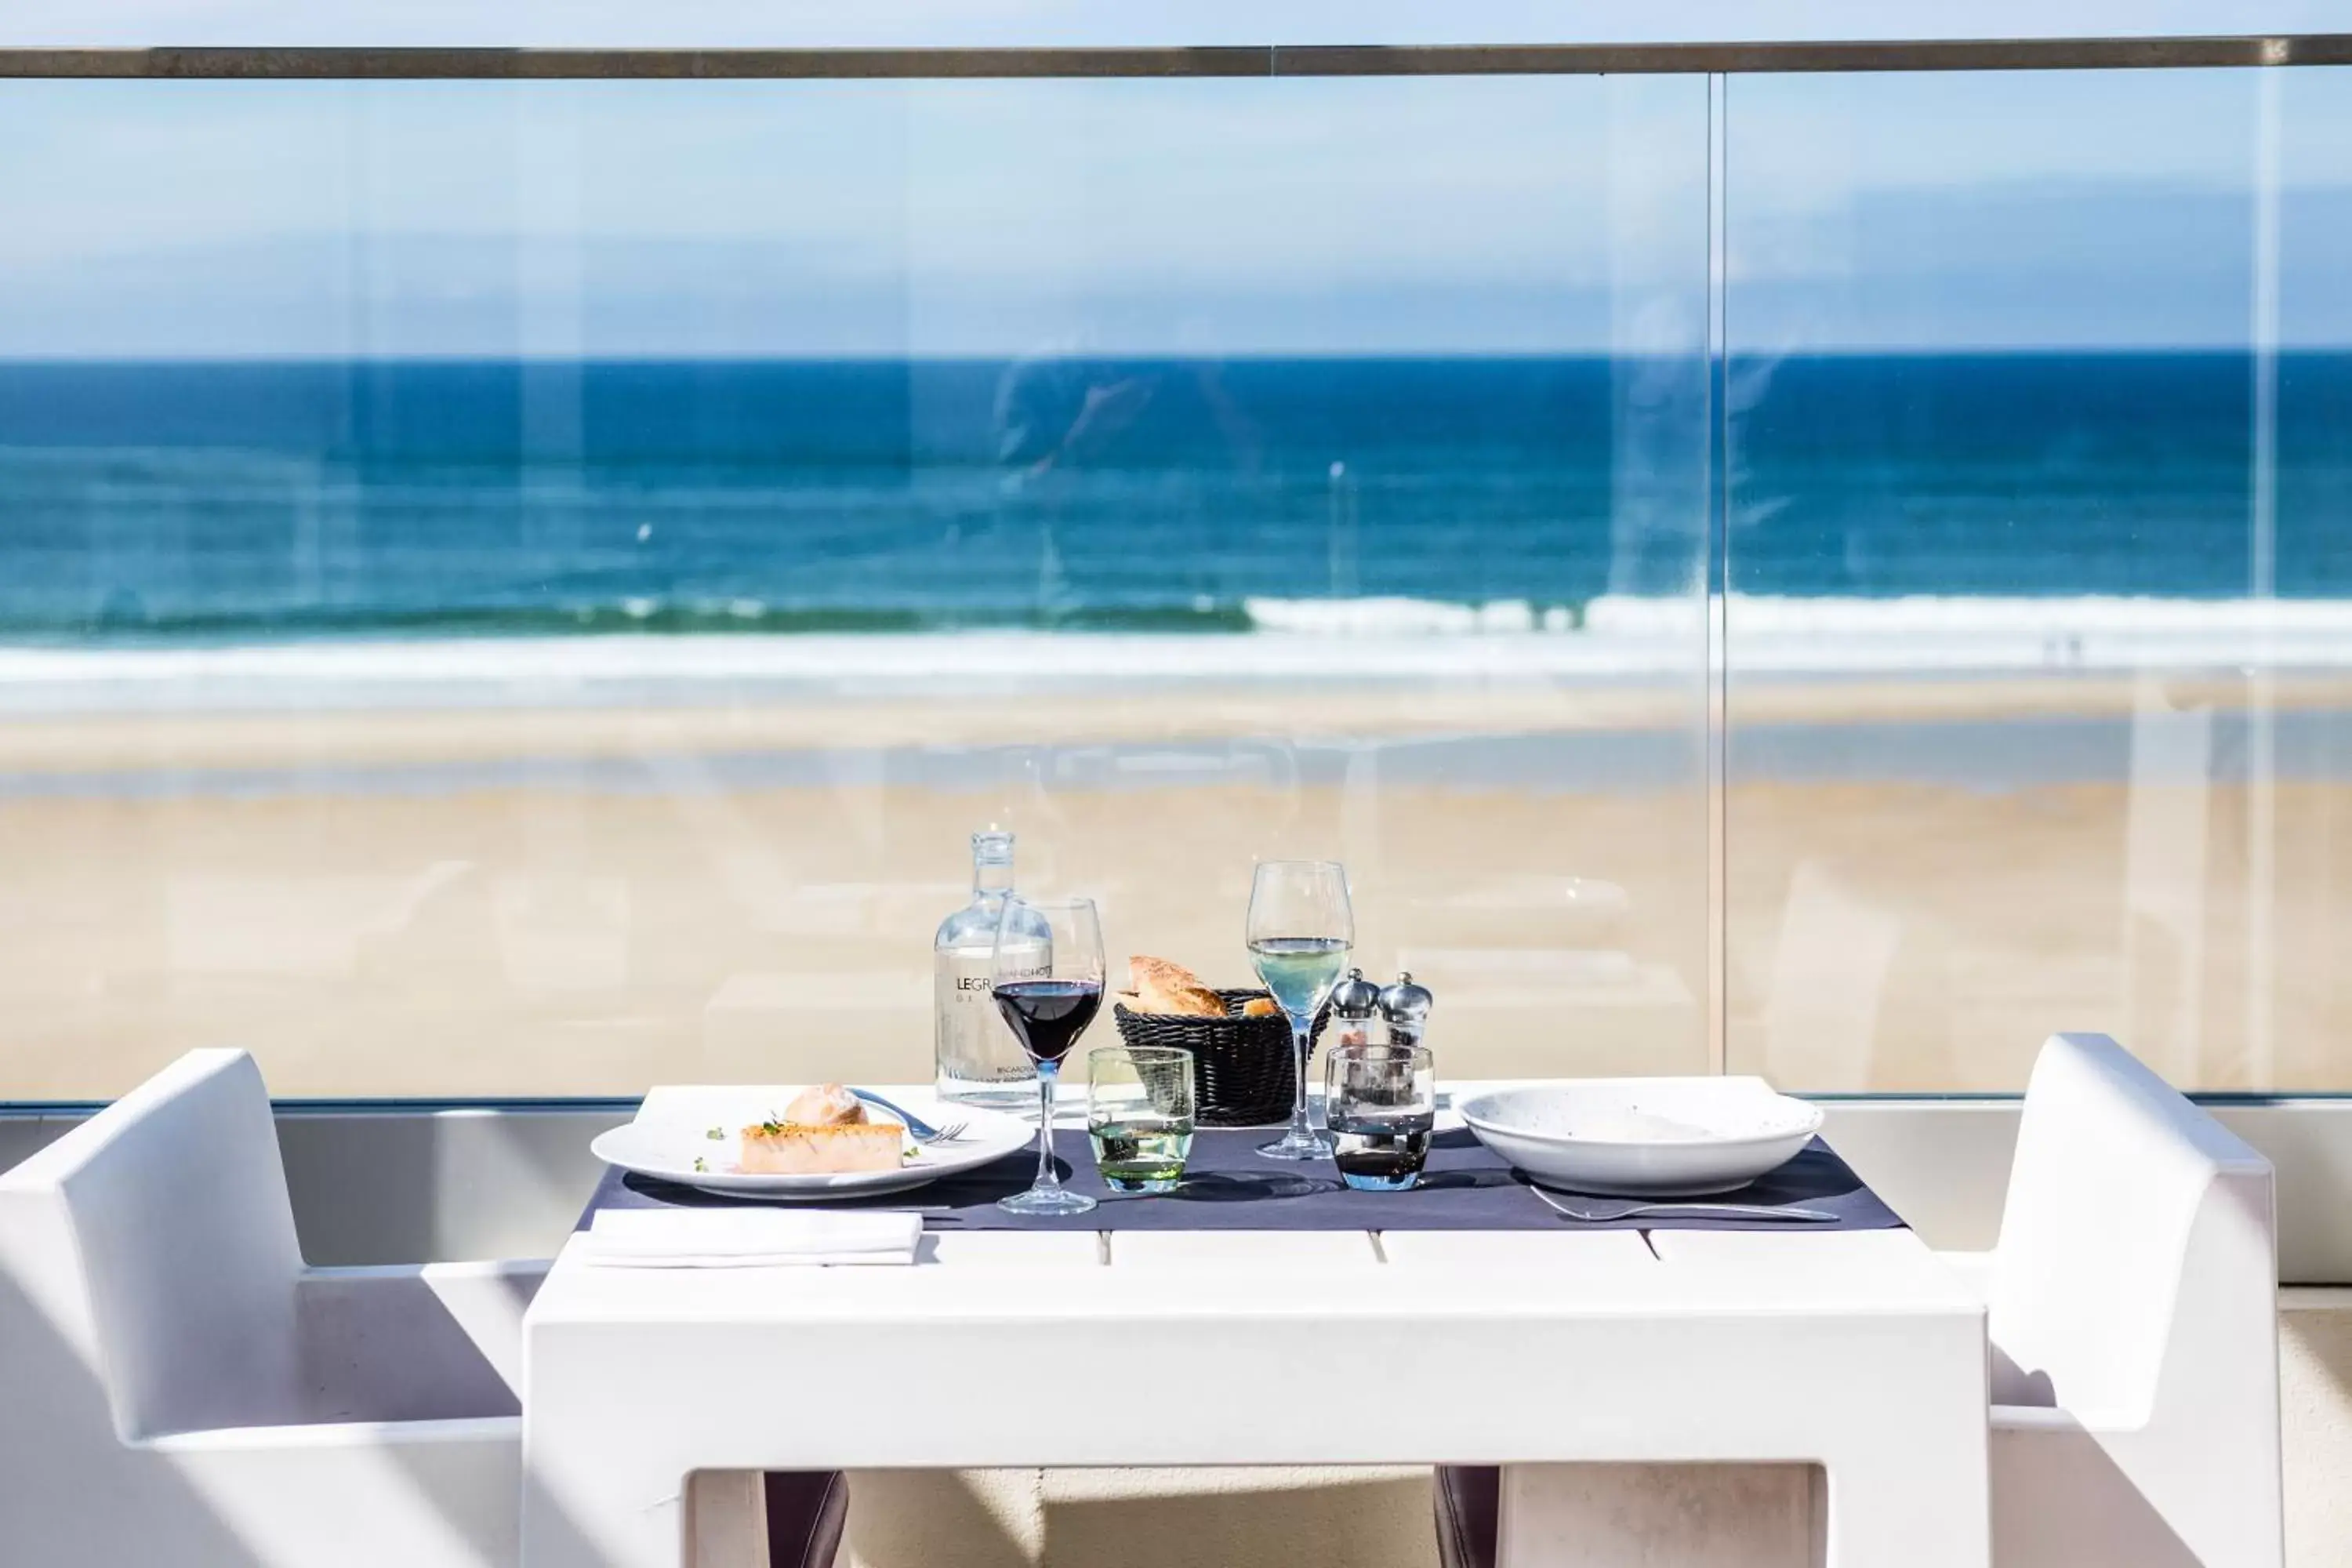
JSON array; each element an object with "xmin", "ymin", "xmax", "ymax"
[
  {"xmin": 1983, "ymin": 1031, "xmax": 2280, "ymax": 1568},
  {"xmin": 0, "ymin": 1049, "xmax": 538, "ymax": 1567},
  {"xmin": 1435, "ymin": 1031, "xmax": 2281, "ymax": 1568}
]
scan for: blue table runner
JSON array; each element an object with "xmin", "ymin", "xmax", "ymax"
[{"xmin": 582, "ymin": 1128, "xmax": 1904, "ymax": 1234}]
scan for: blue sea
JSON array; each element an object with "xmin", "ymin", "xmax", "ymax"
[{"xmin": 0, "ymin": 353, "xmax": 2346, "ymax": 644}]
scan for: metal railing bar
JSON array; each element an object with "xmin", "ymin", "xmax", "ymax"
[
  {"xmin": 1272, "ymin": 36, "xmax": 2346, "ymax": 74},
  {"xmin": 0, "ymin": 46, "xmax": 1267, "ymax": 79},
  {"xmin": 2, "ymin": 35, "xmax": 2350, "ymax": 81}
]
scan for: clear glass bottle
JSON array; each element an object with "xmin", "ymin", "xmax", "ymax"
[{"xmin": 934, "ymin": 829, "xmax": 1042, "ymax": 1109}]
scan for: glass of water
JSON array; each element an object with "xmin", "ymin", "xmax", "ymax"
[
  {"xmin": 1086, "ymin": 1045, "xmax": 1196, "ymax": 1194},
  {"xmin": 1325, "ymin": 1040, "xmax": 1436, "ymax": 1192}
]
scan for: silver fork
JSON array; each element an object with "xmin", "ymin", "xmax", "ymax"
[
  {"xmin": 848, "ymin": 1087, "xmax": 970, "ymax": 1145},
  {"xmin": 1530, "ymin": 1185, "xmax": 1837, "ymax": 1224}
]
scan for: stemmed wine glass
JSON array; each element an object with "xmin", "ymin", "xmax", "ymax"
[
  {"xmin": 991, "ymin": 894, "xmax": 1104, "ymax": 1216},
  {"xmin": 1247, "ymin": 860, "xmax": 1354, "ymax": 1160}
]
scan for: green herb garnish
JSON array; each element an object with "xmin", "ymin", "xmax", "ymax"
[
  {"xmin": 692, "ymin": 1156, "xmax": 709, "ymax": 1173},
  {"xmin": 705, "ymin": 1126, "xmax": 724, "ymax": 1141}
]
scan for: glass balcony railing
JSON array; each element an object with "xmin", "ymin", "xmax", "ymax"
[
  {"xmin": 0, "ymin": 44, "xmax": 2342, "ymax": 1097},
  {"xmin": 1722, "ymin": 67, "xmax": 2352, "ymax": 1091}
]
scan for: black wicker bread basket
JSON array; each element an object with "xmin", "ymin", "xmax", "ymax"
[{"xmin": 1112, "ymin": 988, "xmax": 1332, "ymax": 1127}]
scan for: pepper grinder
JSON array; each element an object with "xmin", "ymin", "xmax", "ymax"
[
  {"xmin": 1376, "ymin": 971, "xmax": 1435, "ymax": 1050},
  {"xmin": 1328, "ymin": 967, "xmax": 1383, "ymax": 1050}
]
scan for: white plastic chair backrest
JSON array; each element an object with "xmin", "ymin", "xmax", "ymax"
[
  {"xmin": 0, "ymin": 1049, "xmax": 304, "ymax": 1439},
  {"xmin": 1990, "ymin": 1033, "xmax": 2276, "ymax": 1428}
]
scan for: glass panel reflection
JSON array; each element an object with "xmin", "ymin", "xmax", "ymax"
[
  {"xmin": 1724, "ymin": 67, "xmax": 2352, "ymax": 1091},
  {"xmin": 0, "ymin": 77, "xmax": 1712, "ymax": 1096}
]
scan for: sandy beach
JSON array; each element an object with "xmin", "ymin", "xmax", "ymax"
[{"xmin": 2, "ymin": 644, "xmax": 2345, "ymax": 1102}]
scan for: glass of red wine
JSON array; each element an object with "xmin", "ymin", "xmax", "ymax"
[{"xmin": 990, "ymin": 894, "xmax": 1105, "ymax": 1216}]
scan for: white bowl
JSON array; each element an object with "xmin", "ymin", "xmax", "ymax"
[{"xmin": 1456, "ymin": 1077, "xmax": 1824, "ymax": 1197}]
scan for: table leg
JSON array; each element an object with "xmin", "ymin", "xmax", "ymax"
[
  {"xmin": 521, "ymin": 1440, "xmax": 688, "ymax": 1568},
  {"xmin": 1818, "ymin": 1432, "xmax": 1990, "ymax": 1568}
]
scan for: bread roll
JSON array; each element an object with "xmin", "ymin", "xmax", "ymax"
[
  {"xmin": 1129, "ymin": 955, "xmax": 1206, "ymax": 994},
  {"xmin": 1127, "ymin": 955, "xmax": 1227, "ymax": 1018}
]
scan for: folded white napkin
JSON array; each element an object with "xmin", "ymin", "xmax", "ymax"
[{"xmin": 580, "ymin": 1208, "xmax": 923, "ymax": 1268}]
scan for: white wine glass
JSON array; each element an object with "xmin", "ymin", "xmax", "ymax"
[{"xmin": 1246, "ymin": 859, "xmax": 1353, "ymax": 1160}]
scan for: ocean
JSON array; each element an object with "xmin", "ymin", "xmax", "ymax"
[{"xmin": 0, "ymin": 353, "xmax": 2347, "ymax": 648}]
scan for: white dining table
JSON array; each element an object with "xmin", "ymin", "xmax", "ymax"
[{"xmin": 520, "ymin": 1083, "xmax": 1991, "ymax": 1568}]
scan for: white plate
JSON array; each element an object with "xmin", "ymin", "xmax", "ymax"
[
  {"xmin": 1455, "ymin": 1077, "xmax": 1824, "ymax": 1197},
  {"xmin": 592, "ymin": 1091, "xmax": 1033, "ymax": 1200}
]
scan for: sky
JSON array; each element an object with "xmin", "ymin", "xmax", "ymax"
[{"xmin": 0, "ymin": 67, "xmax": 2347, "ymax": 356}]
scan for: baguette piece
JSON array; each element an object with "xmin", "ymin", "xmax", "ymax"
[
  {"xmin": 1241, "ymin": 995, "xmax": 1281, "ymax": 1017},
  {"xmin": 740, "ymin": 1117, "xmax": 903, "ymax": 1174},
  {"xmin": 1127, "ymin": 955, "xmax": 1226, "ymax": 1018}
]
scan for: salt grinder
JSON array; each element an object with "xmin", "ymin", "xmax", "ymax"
[
  {"xmin": 1328, "ymin": 967, "xmax": 1383, "ymax": 1049},
  {"xmin": 1376, "ymin": 971, "xmax": 1435, "ymax": 1049}
]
